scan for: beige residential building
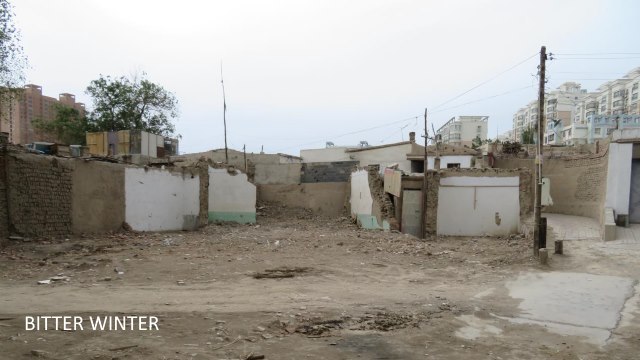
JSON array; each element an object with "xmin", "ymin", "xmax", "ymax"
[
  {"xmin": 513, "ymin": 67, "xmax": 640, "ymax": 145},
  {"xmin": 0, "ymin": 84, "xmax": 85, "ymax": 145},
  {"xmin": 512, "ymin": 100, "xmax": 538, "ymax": 143},
  {"xmin": 436, "ymin": 116, "xmax": 488, "ymax": 147}
]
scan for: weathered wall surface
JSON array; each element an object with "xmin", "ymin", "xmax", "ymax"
[
  {"xmin": 209, "ymin": 168, "xmax": 256, "ymax": 223},
  {"xmin": 350, "ymin": 170, "xmax": 373, "ymax": 217},
  {"xmin": 300, "ymin": 147, "xmax": 351, "ymax": 163},
  {"xmin": 494, "ymin": 149, "xmax": 608, "ymax": 220},
  {"xmin": 427, "ymin": 155, "xmax": 473, "ymax": 169},
  {"xmin": 254, "ymin": 163, "xmax": 301, "ymax": 185},
  {"xmin": 349, "ymin": 169, "xmax": 382, "ymax": 229},
  {"xmin": 425, "ymin": 171, "xmax": 440, "ymax": 235},
  {"xmin": 7, "ymin": 153, "xmax": 73, "ymax": 238},
  {"xmin": 349, "ymin": 143, "xmax": 413, "ymax": 173},
  {"xmin": 257, "ymin": 183, "xmax": 348, "ymax": 216},
  {"xmin": 72, "ymin": 161, "xmax": 125, "ymax": 234},
  {"xmin": 301, "ymin": 161, "xmax": 358, "ymax": 183},
  {"xmin": 125, "ymin": 167, "xmax": 200, "ymax": 231}
]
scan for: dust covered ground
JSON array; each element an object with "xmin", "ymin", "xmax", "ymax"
[{"xmin": 0, "ymin": 204, "xmax": 638, "ymax": 359}]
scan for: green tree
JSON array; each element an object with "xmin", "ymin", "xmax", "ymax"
[
  {"xmin": 33, "ymin": 104, "xmax": 92, "ymax": 145},
  {"xmin": 86, "ymin": 73, "xmax": 178, "ymax": 136},
  {"xmin": 0, "ymin": 0, "xmax": 28, "ymax": 114},
  {"xmin": 471, "ymin": 135, "xmax": 482, "ymax": 149},
  {"xmin": 521, "ymin": 127, "xmax": 535, "ymax": 144}
]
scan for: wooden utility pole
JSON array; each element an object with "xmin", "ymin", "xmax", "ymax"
[
  {"xmin": 534, "ymin": 46, "xmax": 547, "ymax": 256},
  {"xmin": 221, "ymin": 62, "xmax": 229, "ymax": 164},
  {"xmin": 422, "ymin": 108, "xmax": 428, "ymax": 240}
]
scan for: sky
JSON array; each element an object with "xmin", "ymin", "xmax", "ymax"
[{"xmin": 12, "ymin": 0, "xmax": 640, "ymax": 155}]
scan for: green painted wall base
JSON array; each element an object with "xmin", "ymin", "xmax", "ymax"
[
  {"xmin": 356, "ymin": 214, "xmax": 391, "ymax": 231},
  {"xmin": 209, "ymin": 211, "xmax": 256, "ymax": 224}
]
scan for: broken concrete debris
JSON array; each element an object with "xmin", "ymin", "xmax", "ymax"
[
  {"xmin": 37, "ymin": 274, "xmax": 70, "ymax": 284},
  {"xmin": 252, "ymin": 266, "xmax": 312, "ymax": 279}
]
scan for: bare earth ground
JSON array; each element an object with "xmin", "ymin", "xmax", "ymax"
[{"xmin": 0, "ymin": 204, "xmax": 638, "ymax": 359}]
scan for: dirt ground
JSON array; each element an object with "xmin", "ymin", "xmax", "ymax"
[{"xmin": 0, "ymin": 203, "xmax": 638, "ymax": 359}]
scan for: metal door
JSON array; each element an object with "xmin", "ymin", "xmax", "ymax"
[
  {"xmin": 401, "ymin": 190, "xmax": 421, "ymax": 237},
  {"xmin": 629, "ymin": 160, "xmax": 640, "ymax": 223}
]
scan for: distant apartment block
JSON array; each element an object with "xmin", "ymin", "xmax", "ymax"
[
  {"xmin": 513, "ymin": 67, "xmax": 640, "ymax": 145},
  {"xmin": 497, "ymin": 129, "xmax": 514, "ymax": 142},
  {"xmin": 436, "ymin": 116, "xmax": 488, "ymax": 148},
  {"xmin": 0, "ymin": 84, "xmax": 86, "ymax": 145}
]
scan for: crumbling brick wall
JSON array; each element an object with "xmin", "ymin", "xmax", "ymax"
[
  {"xmin": 425, "ymin": 171, "xmax": 440, "ymax": 235},
  {"xmin": 366, "ymin": 165, "xmax": 397, "ymax": 229},
  {"xmin": 194, "ymin": 160, "xmax": 210, "ymax": 227},
  {"xmin": 7, "ymin": 153, "xmax": 73, "ymax": 238}
]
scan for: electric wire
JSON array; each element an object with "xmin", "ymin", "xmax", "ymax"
[{"xmin": 431, "ymin": 52, "xmax": 539, "ymax": 111}]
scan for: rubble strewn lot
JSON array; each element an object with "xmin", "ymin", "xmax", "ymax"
[{"xmin": 1, "ymin": 204, "xmax": 638, "ymax": 359}]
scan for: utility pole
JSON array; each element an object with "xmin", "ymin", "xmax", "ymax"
[
  {"xmin": 534, "ymin": 46, "xmax": 547, "ymax": 256},
  {"xmin": 422, "ymin": 108, "xmax": 428, "ymax": 240},
  {"xmin": 221, "ymin": 62, "xmax": 229, "ymax": 164}
]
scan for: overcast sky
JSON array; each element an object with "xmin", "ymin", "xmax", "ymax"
[{"xmin": 13, "ymin": 0, "xmax": 640, "ymax": 155}]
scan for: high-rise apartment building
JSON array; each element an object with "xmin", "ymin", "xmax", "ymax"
[
  {"xmin": 0, "ymin": 84, "xmax": 85, "ymax": 145},
  {"xmin": 436, "ymin": 116, "xmax": 488, "ymax": 148},
  {"xmin": 512, "ymin": 67, "xmax": 640, "ymax": 145}
]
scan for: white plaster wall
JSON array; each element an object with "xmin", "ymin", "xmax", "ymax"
[
  {"xmin": 605, "ymin": 143, "xmax": 633, "ymax": 216},
  {"xmin": 300, "ymin": 147, "xmax": 351, "ymax": 163},
  {"xmin": 437, "ymin": 176, "xmax": 520, "ymax": 236},
  {"xmin": 209, "ymin": 168, "xmax": 256, "ymax": 212},
  {"xmin": 351, "ymin": 144, "xmax": 413, "ymax": 172},
  {"xmin": 350, "ymin": 170, "xmax": 373, "ymax": 217},
  {"xmin": 125, "ymin": 167, "xmax": 200, "ymax": 231},
  {"xmin": 141, "ymin": 132, "xmax": 149, "ymax": 157},
  {"xmin": 427, "ymin": 155, "xmax": 473, "ymax": 169}
]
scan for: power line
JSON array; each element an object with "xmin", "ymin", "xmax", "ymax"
[
  {"xmin": 275, "ymin": 115, "xmax": 421, "ymax": 152},
  {"xmin": 432, "ymin": 52, "xmax": 539, "ymax": 111},
  {"xmin": 431, "ymin": 85, "xmax": 535, "ymax": 114},
  {"xmin": 551, "ymin": 71, "xmax": 633, "ymax": 75},
  {"xmin": 554, "ymin": 56, "xmax": 640, "ymax": 60},
  {"xmin": 554, "ymin": 52, "xmax": 640, "ymax": 56}
]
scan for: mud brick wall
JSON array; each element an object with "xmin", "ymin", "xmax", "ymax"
[
  {"xmin": 301, "ymin": 161, "xmax": 358, "ymax": 183},
  {"xmin": 494, "ymin": 147, "xmax": 608, "ymax": 220},
  {"xmin": 7, "ymin": 153, "xmax": 73, "ymax": 238}
]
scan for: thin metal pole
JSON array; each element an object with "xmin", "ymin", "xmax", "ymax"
[
  {"xmin": 221, "ymin": 62, "xmax": 229, "ymax": 164},
  {"xmin": 422, "ymin": 108, "xmax": 428, "ymax": 239}
]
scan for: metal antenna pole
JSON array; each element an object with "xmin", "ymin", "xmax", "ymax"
[
  {"xmin": 221, "ymin": 62, "xmax": 229, "ymax": 164},
  {"xmin": 422, "ymin": 108, "xmax": 428, "ymax": 239}
]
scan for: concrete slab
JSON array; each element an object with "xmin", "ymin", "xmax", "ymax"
[
  {"xmin": 504, "ymin": 271, "xmax": 636, "ymax": 345},
  {"xmin": 455, "ymin": 314, "xmax": 502, "ymax": 340},
  {"xmin": 593, "ymin": 224, "xmax": 640, "ymax": 254},
  {"xmin": 543, "ymin": 213, "xmax": 601, "ymax": 241}
]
